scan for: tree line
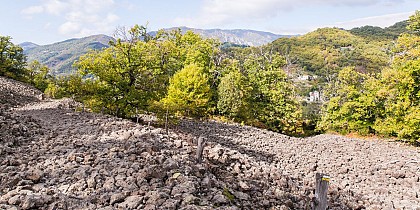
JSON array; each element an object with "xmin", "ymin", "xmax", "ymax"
[{"xmin": 1, "ymin": 11, "xmax": 419, "ymax": 144}]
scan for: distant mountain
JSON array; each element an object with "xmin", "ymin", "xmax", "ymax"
[
  {"xmin": 23, "ymin": 34, "xmax": 114, "ymax": 74},
  {"xmin": 163, "ymin": 27, "xmax": 289, "ymax": 46},
  {"xmin": 19, "ymin": 42, "xmax": 39, "ymax": 51}
]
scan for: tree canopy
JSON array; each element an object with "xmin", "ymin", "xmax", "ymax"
[{"xmin": 0, "ymin": 35, "xmax": 27, "ymax": 80}]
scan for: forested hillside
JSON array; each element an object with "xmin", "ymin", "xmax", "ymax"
[
  {"xmin": 23, "ymin": 35, "xmax": 114, "ymax": 75},
  {"xmin": 2, "ymin": 12, "xmax": 420, "ymax": 144},
  {"xmin": 349, "ymin": 20, "xmax": 408, "ymax": 40}
]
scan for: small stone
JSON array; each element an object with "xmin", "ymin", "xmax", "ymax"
[
  {"xmin": 87, "ymin": 176, "xmax": 96, "ymax": 189},
  {"xmin": 8, "ymin": 195, "xmax": 21, "ymax": 205},
  {"xmin": 110, "ymin": 193, "xmax": 127, "ymax": 205},
  {"xmin": 239, "ymin": 181, "xmax": 250, "ymax": 191},
  {"xmin": 183, "ymin": 194, "xmax": 198, "ymax": 205},
  {"xmin": 174, "ymin": 140, "xmax": 182, "ymax": 148},
  {"xmin": 232, "ymin": 191, "xmax": 250, "ymax": 201},
  {"xmin": 171, "ymin": 181, "xmax": 196, "ymax": 195},
  {"xmin": 58, "ymin": 184, "xmax": 70, "ymax": 194},
  {"xmin": 26, "ymin": 169, "xmax": 43, "ymax": 183},
  {"xmin": 212, "ymin": 194, "xmax": 228, "ymax": 205},
  {"xmin": 21, "ymin": 196, "xmax": 35, "ymax": 210},
  {"xmin": 75, "ymin": 156, "xmax": 84, "ymax": 163},
  {"xmin": 117, "ymin": 195, "xmax": 143, "ymax": 209},
  {"xmin": 160, "ymin": 199, "xmax": 179, "ymax": 210}
]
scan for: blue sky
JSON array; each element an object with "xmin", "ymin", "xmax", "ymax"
[{"xmin": 1, "ymin": 0, "xmax": 418, "ymax": 45}]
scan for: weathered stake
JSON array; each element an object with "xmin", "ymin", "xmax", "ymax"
[
  {"xmin": 313, "ymin": 173, "xmax": 329, "ymax": 210},
  {"xmin": 196, "ymin": 136, "xmax": 206, "ymax": 163},
  {"xmin": 136, "ymin": 107, "xmax": 139, "ymax": 123},
  {"xmin": 165, "ymin": 108, "xmax": 169, "ymax": 136}
]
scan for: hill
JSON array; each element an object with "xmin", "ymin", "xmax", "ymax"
[
  {"xmin": 19, "ymin": 42, "xmax": 39, "ymax": 51},
  {"xmin": 348, "ymin": 20, "xmax": 408, "ymax": 40},
  {"xmin": 23, "ymin": 35, "xmax": 114, "ymax": 75}
]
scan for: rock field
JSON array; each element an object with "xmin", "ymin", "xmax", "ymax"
[{"xmin": 0, "ymin": 76, "xmax": 419, "ymax": 209}]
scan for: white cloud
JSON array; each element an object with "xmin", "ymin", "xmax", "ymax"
[
  {"xmin": 333, "ymin": 11, "xmax": 414, "ymax": 29},
  {"xmin": 21, "ymin": 0, "xmax": 119, "ymax": 37},
  {"xmin": 21, "ymin": 5, "xmax": 44, "ymax": 15},
  {"xmin": 44, "ymin": 22, "xmax": 52, "ymax": 29},
  {"xmin": 59, "ymin": 21, "xmax": 81, "ymax": 35},
  {"xmin": 44, "ymin": 0, "xmax": 68, "ymax": 15},
  {"xmin": 174, "ymin": 0, "xmax": 405, "ymax": 28}
]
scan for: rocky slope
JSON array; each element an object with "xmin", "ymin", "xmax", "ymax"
[{"xmin": 0, "ymin": 76, "xmax": 419, "ymax": 209}]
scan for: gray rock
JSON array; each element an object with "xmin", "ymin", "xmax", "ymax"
[
  {"xmin": 212, "ymin": 194, "xmax": 229, "ymax": 205},
  {"xmin": 7, "ymin": 195, "xmax": 21, "ymax": 205},
  {"xmin": 26, "ymin": 169, "xmax": 43, "ymax": 183},
  {"xmin": 182, "ymin": 194, "xmax": 198, "ymax": 205},
  {"xmin": 160, "ymin": 198, "xmax": 179, "ymax": 209},
  {"xmin": 117, "ymin": 195, "xmax": 143, "ymax": 209},
  {"xmin": 171, "ymin": 181, "xmax": 196, "ymax": 195},
  {"xmin": 110, "ymin": 192, "xmax": 127, "ymax": 205}
]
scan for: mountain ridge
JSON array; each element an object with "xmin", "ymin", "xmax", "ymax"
[{"xmin": 21, "ymin": 28, "xmax": 290, "ymax": 74}]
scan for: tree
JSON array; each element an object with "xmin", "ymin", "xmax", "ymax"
[
  {"xmin": 162, "ymin": 64, "xmax": 211, "ymax": 117},
  {"xmin": 217, "ymin": 68, "xmax": 251, "ymax": 119},
  {"xmin": 27, "ymin": 60, "xmax": 53, "ymax": 92},
  {"xmin": 0, "ymin": 35, "xmax": 27, "ymax": 80},
  {"xmin": 407, "ymin": 10, "xmax": 420, "ymax": 34},
  {"xmin": 318, "ymin": 67, "xmax": 377, "ymax": 135},
  {"xmin": 241, "ymin": 47, "xmax": 302, "ymax": 134},
  {"xmin": 75, "ymin": 25, "xmax": 179, "ymax": 117}
]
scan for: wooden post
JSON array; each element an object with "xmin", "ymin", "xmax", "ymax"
[
  {"xmin": 313, "ymin": 173, "xmax": 330, "ymax": 210},
  {"xmin": 196, "ymin": 136, "xmax": 206, "ymax": 163},
  {"xmin": 136, "ymin": 107, "xmax": 139, "ymax": 123},
  {"xmin": 101, "ymin": 106, "xmax": 104, "ymax": 115},
  {"xmin": 165, "ymin": 108, "xmax": 169, "ymax": 136}
]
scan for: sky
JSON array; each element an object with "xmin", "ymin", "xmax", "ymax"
[{"xmin": 1, "ymin": 0, "xmax": 419, "ymax": 45}]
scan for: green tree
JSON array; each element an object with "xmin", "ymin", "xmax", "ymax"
[
  {"xmin": 76, "ymin": 25, "xmax": 178, "ymax": 117},
  {"xmin": 242, "ymin": 47, "xmax": 302, "ymax": 134},
  {"xmin": 318, "ymin": 67, "xmax": 378, "ymax": 134},
  {"xmin": 407, "ymin": 10, "xmax": 420, "ymax": 34},
  {"xmin": 217, "ymin": 68, "xmax": 251, "ymax": 119},
  {"xmin": 27, "ymin": 60, "xmax": 53, "ymax": 92},
  {"xmin": 162, "ymin": 64, "xmax": 211, "ymax": 117},
  {"xmin": 0, "ymin": 35, "xmax": 27, "ymax": 80}
]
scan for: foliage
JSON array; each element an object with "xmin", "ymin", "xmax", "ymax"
[
  {"xmin": 0, "ymin": 35, "xmax": 27, "ymax": 80},
  {"xmin": 237, "ymin": 46, "xmax": 303, "ymax": 134},
  {"xmin": 73, "ymin": 26, "xmax": 221, "ymax": 118},
  {"xmin": 318, "ymin": 17, "xmax": 420, "ymax": 144},
  {"xmin": 318, "ymin": 67, "xmax": 377, "ymax": 135},
  {"xmin": 27, "ymin": 61, "xmax": 53, "ymax": 92},
  {"xmin": 217, "ymin": 67, "xmax": 251, "ymax": 119},
  {"xmin": 162, "ymin": 64, "xmax": 211, "ymax": 117},
  {"xmin": 407, "ymin": 10, "xmax": 420, "ymax": 35},
  {"xmin": 349, "ymin": 21, "xmax": 408, "ymax": 40}
]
